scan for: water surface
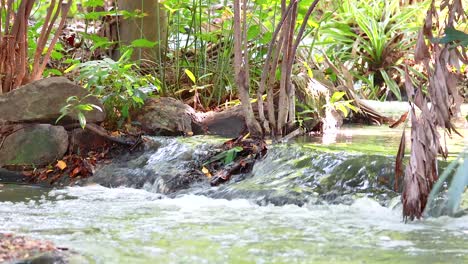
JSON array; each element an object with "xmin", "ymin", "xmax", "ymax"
[{"xmin": 1, "ymin": 185, "xmax": 467, "ymax": 263}]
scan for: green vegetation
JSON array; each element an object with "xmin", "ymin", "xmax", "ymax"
[{"xmin": 318, "ymin": 0, "xmax": 427, "ymax": 100}]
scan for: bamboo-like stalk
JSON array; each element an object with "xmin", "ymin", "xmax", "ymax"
[
  {"xmin": 257, "ymin": 2, "xmax": 295, "ymax": 135},
  {"xmin": 233, "ymin": 0, "xmax": 262, "ymax": 138}
]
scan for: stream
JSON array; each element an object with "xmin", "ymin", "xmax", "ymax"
[{"xmin": 0, "ymin": 126, "xmax": 467, "ymax": 263}]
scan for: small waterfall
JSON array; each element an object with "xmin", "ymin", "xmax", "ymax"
[
  {"xmin": 89, "ymin": 136, "xmax": 222, "ymax": 194},
  {"xmin": 90, "ymin": 136, "xmax": 402, "ymax": 205},
  {"xmin": 196, "ymin": 144, "xmax": 399, "ymax": 206}
]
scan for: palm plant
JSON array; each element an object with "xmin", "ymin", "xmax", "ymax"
[{"xmin": 318, "ymin": 0, "xmax": 427, "ymax": 101}]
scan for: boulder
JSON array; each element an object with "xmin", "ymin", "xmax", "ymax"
[
  {"xmin": 88, "ymin": 136, "xmax": 222, "ymax": 194},
  {"xmin": 0, "ymin": 77, "xmax": 105, "ymax": 124},
  {"xmin": 196, "ymin": 106, "xmax": 246, "ymax": 138},
  {"xmin": 0, "ymin": 168, "xmax": 26, "ymax": 183},
  {"xmin": 135, "ymin": 97, "xmax": 197, "ymax": 135},
  {"xmin": 69, "ymin": 128, "xmax": 110, "ymax": 154},
  {"xmin": 135, "ymin": 97, "xmax": 250, "ymax": 137},
  {"xmin": 0, "ymin": 124, "xmax": 68, "ymax": 167}
]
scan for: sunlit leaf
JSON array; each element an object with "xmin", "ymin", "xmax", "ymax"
[
  {"xmin": 330, "ymin": 91, "xmax": 346, "ymax": 103},
  {"xmin": 64, "ymin": 63, "xmax": 79, "ymax": 73},
  {"xmin": 56, "ymin": 160, "xmax": 67, "ymax": 170},
  {"xmin": 131, "ymin": 38, "xmax": 157, "ymax": 48},
  {"xmin": 184, "ymin": 69, "xmax": 197, "ymax": 84},
  {"xmin": 78, "ymin": 112, "xmax": 86, "ymax": 129},
  {"xmin": 202, "ymin": 166, "xmax": 212, "ymax": 178}
]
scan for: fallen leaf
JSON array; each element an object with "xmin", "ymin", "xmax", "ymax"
[
  {"xmin": 56, "ymin": 160, "xmax": 67, "ymax": 170},
  {"xmin": 70, "ymin": 167, "xmax": 81, "ymax": 177},
  {"xmin": 202, "ymin": 166, "xmax": 212, "ymax": 178},
  {"xmin": 389, "ymin": 111, "xmax": 409, "ymax": 128}
]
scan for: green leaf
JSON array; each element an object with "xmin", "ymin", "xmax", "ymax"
[
  {"xmin": 91, "ymin": 104, "xmax": 103, "ymax": 112},
  {"xmin": 64, "ymin": 63, "xmax": 79, "ymax": 73},
  {"xmin": 223, "ymin": 147, "xmax": 243, "ymax": 164},
  {"xmin": 44, "ymin": 68, "xmax": 63, "ymax": 77},
  {"xmin": 131, "ymin": 38, "xmax": 158, "ymax": 48},
  {"xmin": 83, "ymin": 0, "xmax": 104, "ymax": 7},
  {"xmin": 51, "ymin": 50, "xmax": 63, "ymax": 60},
  {"xmin": 121, "ymin": 105, "xmax": 129, "ymax": 118},
  {"xmin": 336, "ymin": 103, "xmax": 349, "ymax": 117},
  {"xmin": 76, "ymin": 104, "xmax": 94, "ymax": 111},
  {"xmin": 55, "ymin": 112, "xmax": 67, "ymax": 124},
  {"xmin": 330, "ymin": 91, "xmax": 346, "ymax": 103},
  {"xmin": 66, "ymin": 96, "xmax": 78, "ymax": 103},
  {"xmin": 78, "ymin": 112, "xmax": 87, "ymax": 129},
  {"xmin": 184, "ymin": 69, "xmax": 197, "ymax": 84},
  {"xmin": 380, "ymin": 70, "xmax": 402, "ymax": 101},
  {"xmin": 437, "ymin": 27, "xmax": 468, "ymax": 47},
  {"xmin": 247, "ymin": 25, "xmax": 261, "ymax": 41}
]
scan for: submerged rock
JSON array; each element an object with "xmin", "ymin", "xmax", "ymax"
[
  {"xmin": 0, "ymin": 77, "xmax": 105, "ymax": 124},
  {"xmin": 88, "ymin": 135, "xmax": 402, "ymax": 205},
  {"xmin": 197, "ymin": 144, "xmax": 400, "ymax": 206},
  {"xmin": 89, "ymin": 136, "xmax": 224, "ymax": 194},
  {"xmin": 0, "ymin": 124, "xmax": 68, "ymax": 167},
  {"xmin": 0, "ymin": 168, "xmax": 26, "ymax": 183}
]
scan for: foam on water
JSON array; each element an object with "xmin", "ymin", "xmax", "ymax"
[{"xmin": 1, "ymin": 185, "xmax": 467, "ymax": 263}]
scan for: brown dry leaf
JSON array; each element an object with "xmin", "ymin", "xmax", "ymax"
[
  {"xmin": 22, "ymin": 171, "xmax": 34, "ymax": 177},
  {"xmin": 414, "ymin": 30, "xmax": 430, "ymax": 63},
  {"xmin": 394, "ymin": 125, "xmax": 406, "ymax": 191},
  {"xmin": 70, "ymin": 167, "xmax": 81, "ymax": 178},
  {"xmin": 404, "ymin": 66, "xmax": 415, "ymax": 100},
  {"xmin": 56, "ymin": 160, "xmax": 67, "ymax": 170},
  {"xmin": 389, "ymin": 111, "xmax": 408, "ymax": 129}
]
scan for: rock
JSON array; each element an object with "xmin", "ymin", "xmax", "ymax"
[
  {"xmin": 88, "ymin": 136, "xmax": 223, "ymax": 194},
  {"xmin": 196, "ymin": 144, "xmax": 400, "ymax": 206},
  {"xmin": 0, "ymin": 168, "xmax": 26, "ymax": 183},
  {"xmin": 69, "ymin": 128, "xmax": 110, "ymax": 154},
  {"xmin": 0, "ymin": 233, "xmax": 84, "ymax": 264},
  {"xmin": 135, "ymin": 97, "xmax": 249, "ymax": 137},
  {"xmin": 135, "ymin": 97, "xmax": 197, "ymax": 135},
  {"xmin": 0, "ymin": 77, "xmax": 105, "ymax": 124},
  {"xmin": 196, "ymin": 106, "xmax": 246, "ymax": 138},
  {"xmin": 0, "ymin": 124, "xmax": 68, "ymax": 167}
]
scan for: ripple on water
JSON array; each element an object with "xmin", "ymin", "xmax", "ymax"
[{"xmin": 1, "ymin": 185, "xmax": 468, "ymax": 263}]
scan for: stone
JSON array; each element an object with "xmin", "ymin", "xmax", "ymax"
[
  {"xmin": 69, "ymin": 128, "xmax": 110, "ymax": 154},
  {"xmin": 196, "ymin": 106, "xmax": 246, "ymax": 138},
  {"xmin": 135, "ymin": 97, "xmax": 197, "ymax": 135},
  {"xmin": 0, "ymin": 168, "xmax": 26, "ymax": 183},
  {"xmin": 0, "ymin": 77, "xmax": 105, "ymax": 124},
  {"xmin": 88, "ymin": 136, "xmax": 221, "ymax": 194},
  {"xmin": 0, "ymin": 124, "xmax": 68, "ymax": 167}
]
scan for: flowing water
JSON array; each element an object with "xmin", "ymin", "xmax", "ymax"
[{"xmin": 0, "ymin": 126, "xmax": 467, "ymax": 263}]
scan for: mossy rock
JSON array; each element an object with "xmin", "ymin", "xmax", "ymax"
[{"xmin": 0, "ymin": 124, "xmax": 68, "ymax": 167}]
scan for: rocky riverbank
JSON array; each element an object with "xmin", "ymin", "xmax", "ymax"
[{"xmin": 0, "ymin": 233, "xmax": 76, "ymax": 263}]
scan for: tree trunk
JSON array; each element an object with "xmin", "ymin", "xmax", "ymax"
[{"xmin": 116, "ymin": 0, "xmax": 168, "ymax": 62}]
